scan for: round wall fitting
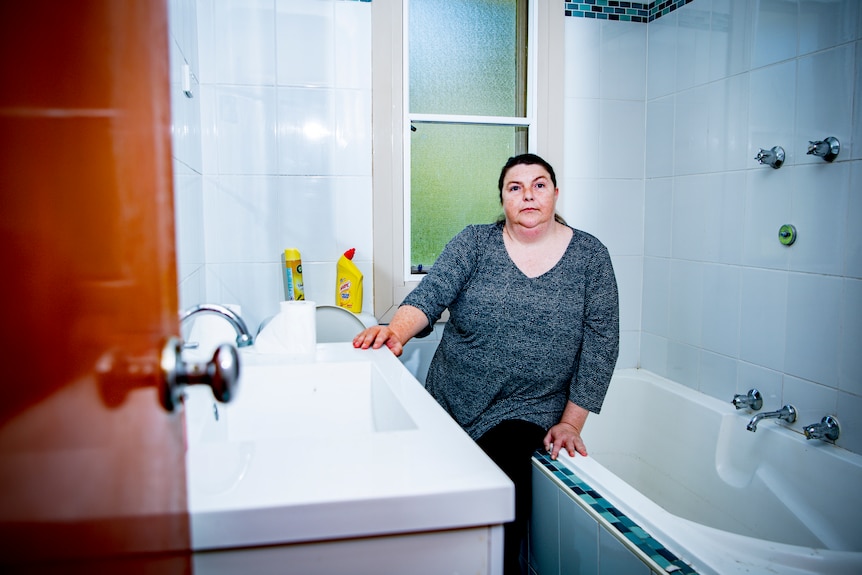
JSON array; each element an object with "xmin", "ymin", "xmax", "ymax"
[{"xmin": 779, "ymin": 224, "xmax": 797, "ymax": 246}]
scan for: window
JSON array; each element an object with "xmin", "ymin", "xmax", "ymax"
[
  {"xmin": 371, "ymin": 0, "xmax": 564, "ymax": 321},
  {"xmin": 407, "ymin": 0, "xmax": 530, "ymax": 273}
]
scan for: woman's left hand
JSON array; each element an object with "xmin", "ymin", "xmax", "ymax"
[{"xmin": 543, "ymin": 401, "xmax": 590, "ymax": 460}]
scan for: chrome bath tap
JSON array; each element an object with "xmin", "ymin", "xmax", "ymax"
[
  {"xmin": 746, "ymin": 404, "xmax": 796, "ymax": 432},
  {"xmin": 180, "ymin": 303, "xmax": 254, "ymax": 347},
  {"xmin": 803, "ymin": 416, "xmax": 840, "ymax": 442},
  {"xmin": 732, "ymin": 389, "xmax": 763, "ymax": 411}
]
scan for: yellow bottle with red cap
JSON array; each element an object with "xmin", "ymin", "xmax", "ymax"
[{"xmin": 335, "ymin": 248, "xmax": 362, "ymax": 313}]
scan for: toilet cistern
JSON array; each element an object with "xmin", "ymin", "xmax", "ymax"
[{"xmin": 747, "ymin": 405, "xmax": 796, "ymax": 432}]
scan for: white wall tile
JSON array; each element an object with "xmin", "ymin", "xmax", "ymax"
[
  {"xmin": 669, "ymin": 259, "xmax": 704, "ymax": 347},
  {"xmin": 642, "ymin": 256, "xmax": 670, "ymax": 337},
  {"xmin": 748, "ymin": 61, "xmax": 796, "ymax": 166},
  {"xmin": 798, "ymin": 0, "xmax": 860, "ymax": 56},
  {"xmin": 215, "ymin": 86, "xmax": 278, "ymax": 175},
  {"xmin": 674, "ymin": 85, "xmax": 709, "ymax": 175},
  {"xmin": 751, "ymin": 0, "xmax": 798, "ymax": 69},
  {"xmin": 676, "ymin": 1, "xmax": 711, "ymax": 92},
  {"xmin": 600, "ymin": 20, "xmax": 647, "ymax": 101},
  {"xmin": 709, "ymin": 0, "xmax": 754, "ymax": 81},
  {"xmin": 599, "ymin": 99, "xmax": 645, "ymax": 179},
  {"xmin": 645, "ymin": 96, "xmax": 675, "ymax": 178},
  {"xmin": 560, "ymin": 177, "xmax": 600, "ymax": 236},
  {"xmin": 210, "ymin": 0, "xmax": 276, "ymax": 85},
  {"xmin": 839, "ymin": 278, "xmax": 862, "ymax": 395},
  {"xmin": 596, "ymin": 179, "xmax": 644, "ymax": 256},
  {"xmin": 708, "ymin": 73, "xmax": 750, "ymax": 172},
  {"xmin": 837, "ymin": 390, "xmax": 862, "ymax": 454},
  {"xmin": 742, "ymin": 166, "xmax": 793, "ymax": 270},
  {"xmin": 782, "ymin": 375, "xmax": 839, "ymax": 435},
  {"xmin": 701, "ymin": 263, "xmax": 740, "ymax": 359},
  {"xmin": 737, "ymin": 361, "xmax": 783, "ymax": 408},
  {"xmin": 847, "ymin": 162, "xmax": 862, "ymax": 278},
  {"xmin": 611, "ymin": 255, "xmax": 643, "ymax": 333},
  {"xmin": 789, "ymin": 163, "xmax": 849, "ymax": 275},
  {"xmin": 784, "ymin": 272, "xmax": 842, "ymax": 387},
  {"xmin": 335, "ymin": 0, "xmax": 372, "ymax": 90},
  {"xmin": 740, "ymin": 267, "xmax": 788, "ymax": 371},
  {"xmin": 203, "ymin": 175, "xmax": 279, "ymax": 264},
  {"xmin": 640, "ymin": 332, "xmax": 669, "ymax": 376},
  {"xmin": 565, "ymin": 17, "xmax": 601, "ymax": 99},
  {"xmin": 277, "ymin": 0, "xmax": 335, "ymax": 87},
  {"xmin": 644, "ymin": 178, "xmax": 673, "ymax": 257},
  {"xmin": 565, "ymin": 99, "xmax": 602, "ymax": 180},
  {"xmin": 667, "ymin": 340, "xmax": 700, "ymax": 389},
  {"xmin": 699, "ymin": 349, "xmax": 737, "ymax": 401},
  {"xmin": 647, "ymin": 10, "xmax": 677, "ymax": 99},
  {"xmin": 672, "ymin": 174, "xmax": 710, "ymax": 261}
]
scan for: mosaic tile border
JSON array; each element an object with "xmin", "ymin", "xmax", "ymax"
[
  {"xmin": 533, "ymin": 452, "xmax": 700, "ymax": 575},
  {"xmin": 565, "ymin": 0, "xmax": 696, "ymax": 23}
]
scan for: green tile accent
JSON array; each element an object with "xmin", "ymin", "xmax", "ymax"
[{"xmin": 534, "ymin": 451, "xmax": 700, "ymax": 575}]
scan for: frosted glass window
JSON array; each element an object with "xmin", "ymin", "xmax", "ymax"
[
  {"xmin": 407, "ymin": 0, "xmax": 530, "ymax": 274},
  {"xmin": 409, "ymin": 0, "xmax": 526, "ymax": 117},
  {"xmin": 410, "ymin": 123, "xmax": 527, "ymax": 270}
]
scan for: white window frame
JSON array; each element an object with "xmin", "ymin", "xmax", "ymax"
[{"xmin": 371, "ymin": 0, "xmax": 564, "ymax": 322}]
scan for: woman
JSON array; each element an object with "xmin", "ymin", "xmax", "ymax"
[{"xmin": 353, "ymin": 153, "xmax": 619, "ymax": 574}]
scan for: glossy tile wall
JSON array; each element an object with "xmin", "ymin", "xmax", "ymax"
[
  {"xmin": 170, "ymin": 0, "xmax": 373, "ymax": 333},
  {"xmin": 171, "ymin": 0, "xmax": 862, "ymax": 455},
  {"xmin": 562, "ymin": 0, "xmax": 862, "ymax": 455}
]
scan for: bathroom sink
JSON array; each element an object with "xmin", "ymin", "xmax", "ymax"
[
  {"xmin": 185, "ymin": 361, "xmax": 416, "ymax": 444},
  {"xmin": 184, "ymin": 343, "xmax": 513, "ymax": 552}
]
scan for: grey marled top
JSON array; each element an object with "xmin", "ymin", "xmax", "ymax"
[{"xmin": 402, "ymin": 222, "xmax": 619, "ymax": 440}]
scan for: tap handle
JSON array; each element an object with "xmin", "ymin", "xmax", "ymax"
[
  {"xmin": 732, "ymin": 389, "xmax": 762, "ymax": 410},
  {"xmin": 159, "ymin": 337, "xmax": 240, "ymax": 412}
]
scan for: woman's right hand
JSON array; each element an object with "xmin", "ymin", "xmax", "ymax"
[{"xmin": 353, "ymin": 325, "xmax": 405, "ymax": 357}]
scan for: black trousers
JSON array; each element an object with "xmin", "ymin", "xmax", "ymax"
[{"xmin": 476, "ymin": 420, "xmax": 546, "ymax": 575}]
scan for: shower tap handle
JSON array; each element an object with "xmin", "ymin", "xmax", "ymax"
[{"xmin": 806, "ymin": 136, "xmax": 839, "ymax": 162}]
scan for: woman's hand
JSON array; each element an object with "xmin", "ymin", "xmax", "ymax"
[
  {"xmin": 543, "ymin": 401, "xmax": 590, "ymax": 460},
  {"xmin": 543, "ymin": 422, "xmax": 587, "ymax": 460},
  {"xmin": 352, "ymin": 305, "xmax": 429, "ymax": 358},
  {"xmin": 353, "ymin": 325, "xmax": 405, "ymax": 357}
]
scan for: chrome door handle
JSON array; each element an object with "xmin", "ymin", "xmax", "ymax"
[{"xmin": 160, "ymin": 336, "xmax": 239, "ymax": 412}]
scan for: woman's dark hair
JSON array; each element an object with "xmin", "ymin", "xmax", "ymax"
[
  {"xmin": 497, "ymin": 153, "xmax": 558, "ymax": 199},
  {"xmin": 496, "ymin": 153, "xmax": 566, "ymax": 225}
]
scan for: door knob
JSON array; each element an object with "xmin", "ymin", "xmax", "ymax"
[{"xmin": 160, "ymin": 336, "xmax": 239, "ymax": 412}]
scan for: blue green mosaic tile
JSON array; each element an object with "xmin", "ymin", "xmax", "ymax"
[
  {"xmin": 533, "ymin": 451, "xmax": 700, "ymax": 575},
  {"xmin": 565, "ymin": 0, "xmax": 696, "ymax": 23}
]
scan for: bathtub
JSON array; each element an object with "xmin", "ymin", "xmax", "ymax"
[{"xmin": 538, "ymin": 368, "xmax": 862, "ymax": 575}]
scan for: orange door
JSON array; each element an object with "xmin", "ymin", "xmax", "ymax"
[{"xmin": 0, "ymin": 2, "xmax": 190, "ymax": 571}]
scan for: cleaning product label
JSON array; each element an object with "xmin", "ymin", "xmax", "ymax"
[{"xmin": 283, "ymin": 248, "xmax": 305, "ymax": 301}]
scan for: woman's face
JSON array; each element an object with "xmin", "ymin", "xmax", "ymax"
[{"xmin": 500, "ymin": 163, "xmax": 559, "ymax": 230}]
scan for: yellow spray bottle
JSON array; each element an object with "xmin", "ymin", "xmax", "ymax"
[{"xmin": 335, "ymin": 248, "xmax": 363, "ymax": 313}]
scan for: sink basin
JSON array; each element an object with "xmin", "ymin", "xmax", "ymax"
[
  {"xmin": 185, "ymin": 361, "xmax": 416, "ymax": 444},
  {"xmin": 184, "ymin": 343, "xmax": 513, "ymax": 552}
]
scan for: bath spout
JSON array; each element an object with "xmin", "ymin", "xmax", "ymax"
[
  {"xmin": 747, "ymin": 404, "xmax": 796, "ymax": 432},
  {"xmin": 803, "ymin": 415, "xmax": 840, "ymax": 442},
  {"xmin": 181, "ymin": 303, "xmax": 254, "ymax": 347},
  {"xmin": 732, "ymin": 389, "xmax": 763, "ymax": 411}
]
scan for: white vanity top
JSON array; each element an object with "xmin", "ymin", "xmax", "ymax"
[{"xmin": 184, "ymin": 343, "xmax": 514, "ymax": 551}]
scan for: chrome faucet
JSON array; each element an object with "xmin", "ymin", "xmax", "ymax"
[
  {"xmin": 803, "ymin": 415, "xmax": 840, "ymax": 442},
  {"xmin": 180, "ymin": 303, "xmax": 254, "ymax": 347},
  {"xmin": 746, "ymin": 404, "xmax": 796, "ymax": 432},
  {"xmin": 732, "ymin": 389, "xmax": 763, "ymax": 411}
]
